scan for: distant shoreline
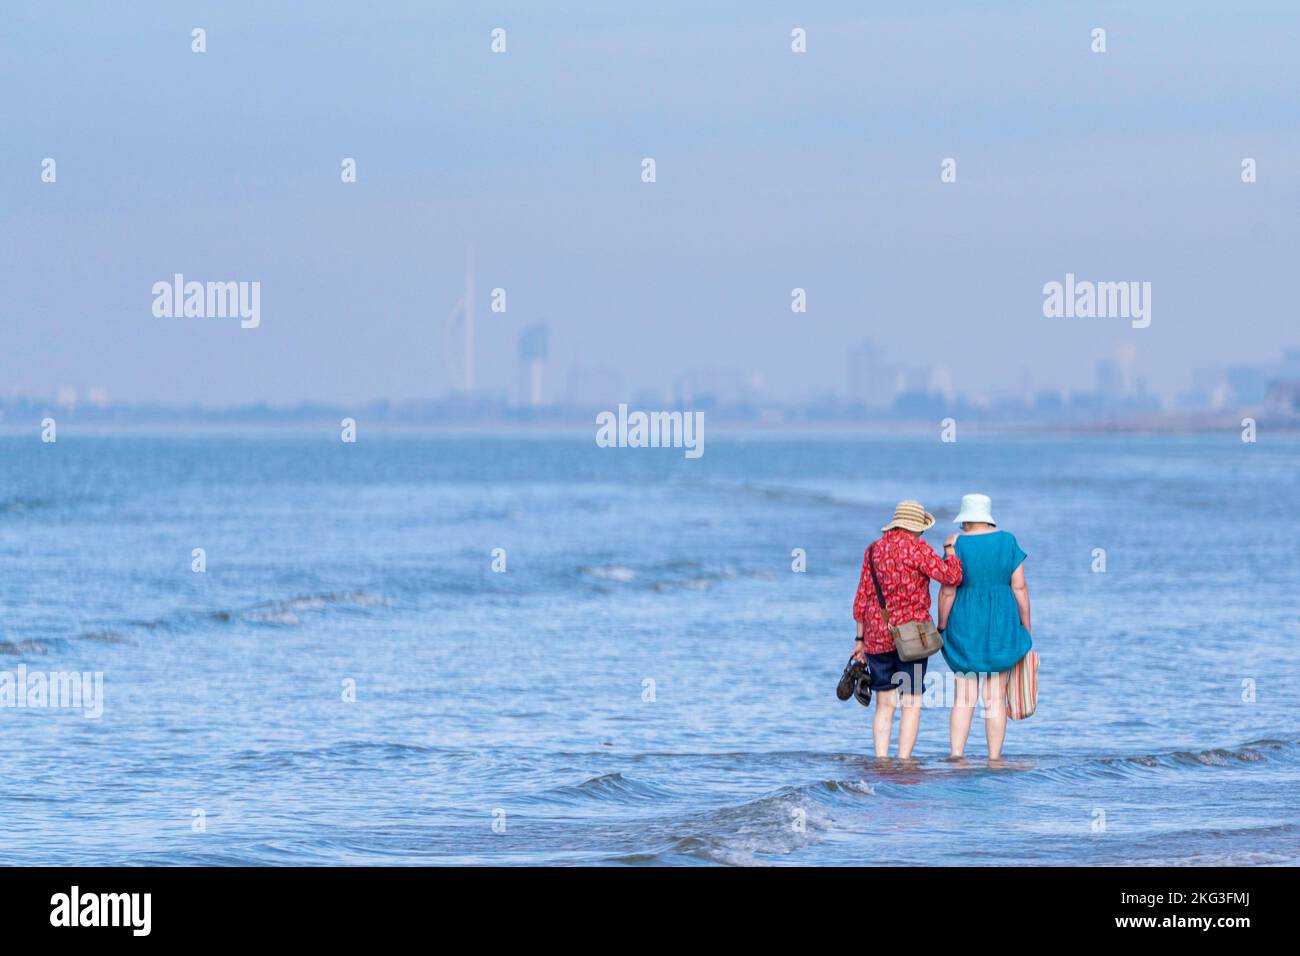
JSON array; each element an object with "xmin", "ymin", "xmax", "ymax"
[{"xmin": 1, "ymin": 417, "xmax": 1295, "ymax": 439}]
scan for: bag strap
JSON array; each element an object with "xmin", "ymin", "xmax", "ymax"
[{"xmin": 867, "ymin": 542, "xmax": 890, "ymax": 626}]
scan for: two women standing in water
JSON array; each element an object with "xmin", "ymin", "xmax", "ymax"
[{"xmin": 851, "ymin": 494, "xmax": 1032, "ymax": 761}]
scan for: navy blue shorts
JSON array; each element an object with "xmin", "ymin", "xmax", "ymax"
[{"xmin": 866, "ymin": 649, "xmax": 928, "ymax": 696}]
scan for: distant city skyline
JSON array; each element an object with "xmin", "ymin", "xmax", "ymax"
[
  {"xmin": 3, "ymin": 2, "xmax": 1298, "ymax": 408},
  {"xmin": 23, "ymin": 336, "xmax": 1300, "ymax": 420},
  {"xmin": 14, "ymin": 336, "xmax": 1300, "ymax": 434}
]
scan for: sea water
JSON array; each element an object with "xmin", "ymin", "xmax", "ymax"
[{"xmin": 0, "ymin": 432, "xmax": 1295, "ymax": 865}]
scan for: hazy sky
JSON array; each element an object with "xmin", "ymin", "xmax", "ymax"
[{"xmin": 2, "ymin": 1, "xmax": 1297, "ymax": 405}]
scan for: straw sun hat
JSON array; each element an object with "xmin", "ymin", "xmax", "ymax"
[{"xmin": 881, "ymin": 500, "xmax": 936, "ymax": 533}]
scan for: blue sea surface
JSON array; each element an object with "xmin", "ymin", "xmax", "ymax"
[{"xmin": 0, "ymin": 432, "xmax": 1296, "ymax": 865}]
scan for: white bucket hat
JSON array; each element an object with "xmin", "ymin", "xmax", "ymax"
[{"xmin": 953, "ymin": 493, "xmax": 996, "ymax": 526}]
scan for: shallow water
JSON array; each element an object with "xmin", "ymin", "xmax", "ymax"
[{"xmin": 0, "ymin": 432, "xmax": 1296, "ymax": 865}]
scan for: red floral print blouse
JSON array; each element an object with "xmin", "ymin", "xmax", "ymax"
[{"xmin": 853, "ymin": 529, "xmax": 963, "ymax": 654}]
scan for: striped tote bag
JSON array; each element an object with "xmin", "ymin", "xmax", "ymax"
[{"xmin": 1005, "ymin": 651, "xmax": 1039, "ymax": 720}]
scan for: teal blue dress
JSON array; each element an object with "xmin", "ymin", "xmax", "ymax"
[{"xmin": 941, "ymin": 531, "xmax": 1032, "ymax": 674}]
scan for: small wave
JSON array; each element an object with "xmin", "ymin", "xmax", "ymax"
[
  {"xmin": 265, "ymin": 591, "xmax": 387, "ymax": 612},
  {"xmin": 238, "ymin": 591, "xmax": 388, "ymax": 621},
  {"xmin": 656, "ymin": 787, "xmax": 838, "ymax": 865},
  {"xmin": 603, "ymin": 773, "xmax": 875, "ymax": 866},
  {"xmin": 227, "ymin": 740, "xmax": 443, "ymax": 771},
  {"xmin": 650, "ymin": 577, "xmax": 712, "ymax": 592},
  {"xmin": 921, "ymin": 739, "xmax": 1300, "ymax": 788},
  {"xmin": 1133, "ymin": 848, "xmax": 1300, "ymax": 866},
  {"xmin": 807, "ymin": 778, "xmax": 877, "ymax": 797},
  {"xmin": 0, "ymin": 637, "xmax": 70, "ymax": 656},
  {"xmin": 0, "ymin": 496, "xmax": 53, "ymax": 514},
  {"xmin": 727, "ymin": 482, "xmax": 869, "ymax": 510},
  {"xmin": 241, "ymin": 610, "xmax": 300, "ymax": 626},
  {"xmin": 136, "ymin": 590, "xmax": 389, "ymax": 632},
  {"xmin": 532, "ymin": 772, "xmax": 678, "ymax": 805},
  {"xmin": 580, "ymin": 566, "xmax": 636, "ymax": 583},
  {"xmin": 78, "ymin": 630, "xmax": 134, "ymax": 645},
  {"xmin": 1100, "ymin": 738, "xmax": 1294, "ymax": 773},
  {"xmin": 581, "ymin": 562, "xmax": 763, "ymax": 593}
]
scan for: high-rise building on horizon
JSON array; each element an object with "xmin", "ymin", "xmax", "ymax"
[
  {"xmin": 845, "ymin": 339, "xmax": 921, "ymax": 409},
  {"xmin": 845, "ymin": 340, "xmax": 887, "ymax": 408},
  {"xmin": 516, "ymin": 324, "xmax": 548, "ymax": 407}
]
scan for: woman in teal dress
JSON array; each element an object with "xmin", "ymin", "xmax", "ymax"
[{"xmin": 936, "ymin": 494, "xmax": 1032, "ymax": 760}]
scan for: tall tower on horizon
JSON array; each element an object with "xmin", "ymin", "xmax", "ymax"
[{"xmin": 443, "ymin": 246, "xmax": 476, "ymax": 392}]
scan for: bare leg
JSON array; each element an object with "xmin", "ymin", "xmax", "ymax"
[
  {"xmin": 983, "ymin": 671, "xmax": 1008, "ymax": 760},
  {"xmin": 872, "ymin": 688, "xmax": 896, "ymax": 757},
  {"xmin": 949, "ymin": 674, "xmax": 979, "ymax": 757},
  {"xmin": 898, "ymin": 691, "xmax": 922, "ymax": 759}
]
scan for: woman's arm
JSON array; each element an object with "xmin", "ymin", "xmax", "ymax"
[
  {"xmin": 1011, "ymin": 564, "xmax": 1031, "ymax": 633},
  {"xmin": 851, "ymin": 550, "xmax": 870, "ymax": 660},
  {"xmin": 852, "ymin": 548, "xmax": 871, "ymax": 626},
  {"xmin": 912, "ymin": 534, "xmax": 963, "ymax": 586},
  {"xmin": 937, "ymin": 583, "xmax": 956, "ymax": 630}
]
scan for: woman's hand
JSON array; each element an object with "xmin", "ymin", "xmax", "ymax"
[
  {"xmin": 851, "ymin": 639, "xmax": 868, "ymax": 663},
  {"xmin": 943, "ymin": 533, "xmax": 959, "ymax": 549}
]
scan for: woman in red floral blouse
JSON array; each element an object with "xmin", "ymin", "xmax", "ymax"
[{"xmin": 851, "ymin": 500, "xmax": 963, "ymax": 758}]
